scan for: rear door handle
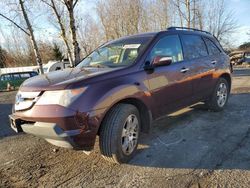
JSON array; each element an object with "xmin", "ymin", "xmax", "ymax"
[
  {"xmin": 180, "ymin": 67, "xmax": 190, "ymax": 73},
  {"xmin": 211, "ymin": 60, "xmax": 217, "ymax": 65}
]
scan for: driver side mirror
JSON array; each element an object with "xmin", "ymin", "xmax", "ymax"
[{"xmin": 152, "ymin": 56, "xmax": 172, "ymax": 67}]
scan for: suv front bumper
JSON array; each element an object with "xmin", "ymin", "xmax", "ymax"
[
  {"xmin": 9, "ymin": 104, "xmax": 105, "ymax": 151},
  {"xmin": 9, "ymin": 115, "xmax": 81, "ymax": 148}
]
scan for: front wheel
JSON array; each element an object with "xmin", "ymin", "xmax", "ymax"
[
  {"xmin": 206, "ymin": 78, "xmax": 230, "ymax": 111},
  {"xmin": 99, "ymin": 104, "xmax": 140, "ymax": 164}
]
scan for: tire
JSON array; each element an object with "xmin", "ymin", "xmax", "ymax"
[
  {"xmin": 206, "ymin": 78, "xmax": 230, "ymax": 112},
  {"xmin": 99, "ymin": 103, "xmax": 140, "ymax": 164}
]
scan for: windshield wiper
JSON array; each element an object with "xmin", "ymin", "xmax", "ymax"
[{"xmin": 82, "ymin": 64, "xmax": 110, "ymax": 68}]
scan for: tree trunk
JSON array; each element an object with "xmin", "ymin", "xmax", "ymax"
[
  {"xmin": 186, "ymin": 0, "xmax": 191, "ymax": 28},
  {"xmin": 69, "ymin": 8, "xmax": 80, "ymax": 66},
  {"xmin": 192, "ymin": 0, "xmax": 196, "ymax": 28},
  {"xmin": 177, "ymin": 0, "xmax": 183, "ymax": 27},
  {"xmin": 50, "ymin": 0, "xmax": 74, "ymax": 67},
  {"xmin": 19, "ymin": 0, "xmax": 44, "ymax": 74},
  {"xmin": 64, "ymin": 0, "xmax": 81, "ymax": 66}
]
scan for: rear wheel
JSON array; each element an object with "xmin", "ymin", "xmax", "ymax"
[
  {"xmin": 99, "ymin": 104, "xmax": 140, "ymax": 163},
  {"xmin": 206, "ymin": 78, "xmax": 229, "ymax": 111}
]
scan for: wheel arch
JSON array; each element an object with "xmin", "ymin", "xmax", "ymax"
[
  {"xmin": 220, "ymin": 73, "xmax": 232, "ymax": 91},
  {"xmin": 98, "ymin": 97, "xmax": 152, "ymax": 135}
]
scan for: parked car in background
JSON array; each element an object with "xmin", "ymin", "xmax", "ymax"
[
  {"xmin": 43, "ymin": 60, "xmax": 71, "ymax": 73},
  {"xmin": 240, "ymin": 51, "xmax": 250, "ymax": 65},
  {"xmin": 230, "ymin": 51, "xmax": 250, "ymax": 65},
  {"xmin": 9, "ymin": 27, "xmax": 231, "ymax": 164},
  {"xmin": 0, "ymin": 71, "xmax": 38, "ymax": 91}
]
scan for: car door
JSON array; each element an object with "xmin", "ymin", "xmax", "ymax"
[
  {"xmin": 146, "ymin": 34, "xmax": 193, "ymax": 116},
  {"xmin": 203, "ymin": 37, "xmax": 224, "ymax": 94},
  {"xmin": 180, "ymin": 34, "xmax": 213, "ymax": 101}
]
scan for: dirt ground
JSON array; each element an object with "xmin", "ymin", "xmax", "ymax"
[{"xmin": 1, "ymin": 68, "xmax": 250, "ymax": 188}]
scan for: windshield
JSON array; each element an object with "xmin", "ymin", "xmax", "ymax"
[{"xmin": 77, "ymin": 36, "xmax": 152, "ymax": 68}]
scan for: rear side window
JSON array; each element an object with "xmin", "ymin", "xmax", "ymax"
[
  {"xmin": 12, "ymin": 74, "xmax": 20, "ymax": 80},
  {"xmin": 20, "ymin": 73, "xmax": 31, "ymax": 78},
  {"xmin": 181, "ymin": 35, "xmax": 208, "ymax": 60},
  {"xmin": 204, "ymin": 38, "xmax": 221, "ymax": 55},
  {"xmin": 1, "ymin": 74, "xmax": 11, "ymax": 81},
  {"xmin": 149, "ymin": 35, "xmax": 183, "ymax": 63},
  {"xmin": 30, "ymin": 72, "xmax": 38, "ymax": 76}
]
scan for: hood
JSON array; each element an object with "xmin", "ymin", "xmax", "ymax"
[{"xmin": 20, "ymin": 67, "xmax": 114, "ymax": 91}]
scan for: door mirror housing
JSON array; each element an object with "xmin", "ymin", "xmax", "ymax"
[
  {"xmin": 143, "ymin": 56, "xmax": 173, "ymax": 72},
  {"xmin": 152, "ymin": 56, "xmax": 173, "ymax": 67}
]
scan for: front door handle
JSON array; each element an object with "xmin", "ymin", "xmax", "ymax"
[{"xmin": 180, "ymin": 67, "xmax": 190, "ymax": 73}]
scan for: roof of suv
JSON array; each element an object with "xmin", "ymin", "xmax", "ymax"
[{"xmin": 112, "ymin": 27, "xmax": 214, "ymax": 43}]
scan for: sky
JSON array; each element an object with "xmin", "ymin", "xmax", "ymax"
[
  {"xmin": 228, "ymin": 0, "xmax": 250, "ymax": 46},
  {"xmin": 0, "ymin": 0, "xmax": 249, "ymax": 48}
]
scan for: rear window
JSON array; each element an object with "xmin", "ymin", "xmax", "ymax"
[
  {"xmin": 181, "ymin": 35, "xmax": 208, "ymax": 60},
  {"xmin": 204, "ymin": 38, "xmax": 221, "ymax": 55}
]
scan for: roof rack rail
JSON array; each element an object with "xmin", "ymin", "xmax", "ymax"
[{"xmin": 167, "ymin": 27, "xmax": 211, "ymax": 35}]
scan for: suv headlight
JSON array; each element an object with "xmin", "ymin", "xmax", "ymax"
[{"xmin": 36, "ymin": 87, "xmax": 87, "ymax": 107}]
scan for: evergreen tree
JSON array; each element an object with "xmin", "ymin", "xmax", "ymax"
[
  {"xmin": 53, "ymin": 43, "xmax": 64, "ymax": 60},
  {"xmin": 239, "ymin": 42, "xmax": 250, "ymax": 50}
]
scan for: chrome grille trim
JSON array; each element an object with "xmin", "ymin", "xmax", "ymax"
[{"xmin": 15, "ymin": 91, "xmax": 41, "ymax": 111}]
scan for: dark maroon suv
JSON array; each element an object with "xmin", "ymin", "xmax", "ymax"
[{"xmin": 9, "ymin": 27, "xmax": 232, "ymax": 163}]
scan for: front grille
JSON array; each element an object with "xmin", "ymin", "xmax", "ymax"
[{"xmin": 15, "ymin": 91, "xmax": 41, "ymax": 111}]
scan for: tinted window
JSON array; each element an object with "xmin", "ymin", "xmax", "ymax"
[
  {"xmin": 20, "ymin": 73, "xmax": 31, "ymax": 78},
  {"xmin": 1, "ymin": 74, "xmax": 11, "ymax": 81},
  {"xmin": 245, "ymin": 53, "xmax": 250, "ymax": 58},
  {"xmin": 181, "ymin": 35, "xmax": 208, "ymax": 60},
  {"xmin": 149, "ymin": 35, "xmax": 183, "ymax": 63},
  {"xmin": 77, "ymin": 36, "xmax": 153, "ymax": 68},
  {"xmin": 12, "ymin": 74, "xmax": 20, "ymax": 80},
  {"xmin": 204, "ymin": 38, "xmax": 221, "ymax": 55}
]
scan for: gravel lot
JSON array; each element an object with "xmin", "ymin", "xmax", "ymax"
[{"xmin": 1, "ymin": 68, "xmax": 250, "ymax": 188}]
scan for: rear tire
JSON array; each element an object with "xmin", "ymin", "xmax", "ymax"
[
  {"xmin": 206, "ymin": 78, "xmax": 229, "ymax": 112},
  {"xmin": 99, "ymin": 104, "xmax": 140, "ymax": 164}
]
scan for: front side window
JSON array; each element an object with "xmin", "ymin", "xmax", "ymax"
[
  {"xmin": 204, "ymin": 38, "xmax": 221, "ymax": 55},
  {"xmin": 77, "ymin": 37, "xmax": 153, "ymax": 68},
  {"xmin": 181, "ymin": 35, "xmax": 208, "ymax": 60},
  {"xmin": 149, "ymin": 35, "xmax": 183, "ymax": 63}
]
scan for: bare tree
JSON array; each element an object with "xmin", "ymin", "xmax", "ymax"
[
  {"xmin": 96, "ymin": 0, "xmax": 143, "ymax": 40},
  {"xmin": 206, "ymin": 0, "xmax": 238, "ymax": 43},
  {"xmin": 0, "ymin": 0, "xmax": 44, "ymax": 73},
  {"xmin": 41, "ymin": 0, "xmax": 74, "ymax": 66},
  {"xmin": 19, "ymin": 0, "xmax": 44, "ymax": 73},
  {"xmin": 172, "ymin": 0, "xmax": 198, "ymax": 28},
  {"xmin": 77, "ymin": 15, "xmax": 105, "ymax": 56},
  {"xmin": 62, "ymin": 0, "xmax": 81, "ymax": 66},
  {"xmin": 42, "ymin": 0, "xmax": 81, "ymax": 66}
]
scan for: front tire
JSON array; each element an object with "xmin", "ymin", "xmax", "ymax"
[
  {"xmin": 99, "ymin": 104, "xmax": 140, "ymax": 164},
  {"xmin": 206, "ymin": 78, "xmax": 230, "ymax": 111}
]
